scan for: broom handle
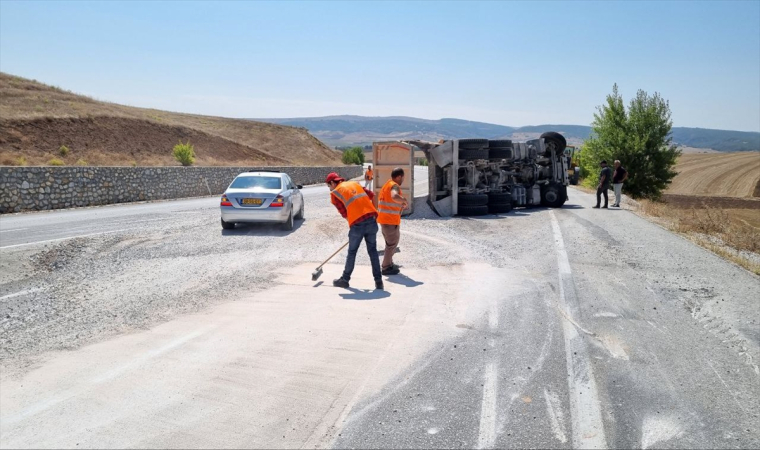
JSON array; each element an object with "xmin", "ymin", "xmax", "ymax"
[{"xmin": 317, "ymin": 241, "xmax": 349, "ymax": 270}]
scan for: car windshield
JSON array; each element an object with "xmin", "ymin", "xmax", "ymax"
[{"xmin": 230, "ymin": 176, "xmax": 282, "ymax": 190}]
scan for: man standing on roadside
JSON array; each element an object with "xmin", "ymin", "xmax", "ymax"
[
  {"xmin": 364, "ymin": 165, "xmax": 374, "ymax": 190},
  {"xmin": 326, "ymin": 172, "xmax": 384, "ymax": 290},
  {"xmin": 593, "ymin": 160, "xmax": 612, "ymax": 209},
  {"xmin": 377, "ymin": 167, "xmax": 408, "ymax": 276},
  {"xmin": 612, "ymin": 160, "xmax": 628, "ymax": 207}
]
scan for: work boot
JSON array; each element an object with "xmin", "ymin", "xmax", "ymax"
[
  {"xmin": 602, "ymin": 205, "xmax": 608, "ymax": 209},
  {"xmin": 592, "ymin": 205, "xmax": 600, "ymax": 209},
  {"xmin": 375, "ymin": 280, "xmax": 384, "ymax": 290},
  {"xmin": 381, "ymin": 265, "xmax": 400, "ymax": 276},
  {"xmin": 333, "ymin": 278, "xmax": 350, "ymax": 289}
]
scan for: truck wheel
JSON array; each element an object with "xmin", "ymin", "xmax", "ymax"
[
  {"xmin": 488, "ymin": 140, "xmax": 513, "ymax": 148},
  {"xmin": 488, "ymin": 202, "xmax": 513, "ymax": 214},
  {"xmin": 458, "ymin": 194, "xmax": 489, "ymax": 207},
  {"xmin": 488, "ymin": 148, "xmax": 513, "ymax": 160},
  {"xmin": 540, "ymin": 131, "xmax": 567, "ymax": 156},
  {"xmin": 459, "ymin": 148, "xmax": 489, "ymax": 160},
  {"xmin": 458, "ymin": 139, "xmax": 489, "ymax": 150},
  {"xmin": 541, "ymin": 183, "xmax": 566, "ymax": 208},
  {"xmin": 487, "ymin": 192, "xmax": 512, "ymax": 204},
  {"xmin": 457, "ymin": 205, "xmax": 489, "ymax": 216}
]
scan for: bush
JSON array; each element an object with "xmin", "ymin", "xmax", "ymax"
[
  {"xmin": 17, "ymin": 156, "xmax": 27, "ymax": 166},
  {"xmin": 173, "ymin": 140, "xmax": 195, "ymax": 166},
  {"xmin": 418, "ymin": 158, "xmax": 429, "ymax": 166},
  {"xmin": 48, "ymin": 158, "xmax": 64, "ymax": 166},
  {"xmin": 341, "ymin": 146, "xmax": 365, "ymax": 165},
  {"xmin": 59, "ymin": 145, "xmax": 70, "ymax": 156},
  {"xmin": 75, "ymin": 159, "xmax": 88, "ymax": 166}
]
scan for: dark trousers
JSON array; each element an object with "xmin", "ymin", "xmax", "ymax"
[
  {"xmin": 342, "ymin": 217, "xmax": 382, "ymax": 282},
  {"xmin": 596, "ymin": 186, "xmax": 609, "ymax": 207}
]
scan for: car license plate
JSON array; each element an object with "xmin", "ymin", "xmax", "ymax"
[{"xmin": 242, "ymin": 198, "xmax": 263, "ymax": 205}]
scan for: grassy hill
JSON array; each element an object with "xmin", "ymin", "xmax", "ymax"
[
  {"xmin": 0, "ymin": 73, "xmax": 343, "ymax": 166},
  {"xmin": 260, "ymin": 116, "xmax": 760, "ymax": 152}
]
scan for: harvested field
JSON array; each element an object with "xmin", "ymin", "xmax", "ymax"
[
  {"xmin": 0, "ymin": 73, "xmax": 343, "ymax": 166},
  {"xmin": 662, "ymin": 194, "xmax": 760, "ymax": 210},
  {"xmin": 668, "ymin": 152, "xmax": 760, "ymax": 198}
]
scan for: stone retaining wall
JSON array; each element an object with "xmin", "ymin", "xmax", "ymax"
[{"xmin": 0, "ymin": 165, "xmax": 362, "ymax": 214}]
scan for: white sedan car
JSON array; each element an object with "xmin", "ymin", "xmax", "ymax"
[{"xmin": 220, "ymin": 171, "xmax": 304, "ymax": 230}]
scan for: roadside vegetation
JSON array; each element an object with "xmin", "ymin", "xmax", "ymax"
[
  {"xmin": 172, "ymin": 140, "xmax": 195, "ymax": 166},
  {"xmin": 581, "ymin": 84, "xmax": 680, "ymax": 199},
  {"xmin": 341, "ymin": 146, "xmax": 365, "ymax": 165}
]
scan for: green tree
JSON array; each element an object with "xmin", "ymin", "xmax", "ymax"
[
  {"xmin": 173, "ymin": 140, "xmax": 195, "ymax": 166},
  {"xmin": 341, "ymin": 146, "xmax": 365, "ymax": 165},
  {"xmin": 581, "ymin": 84, "xmax": 681, "ymax": 199}
]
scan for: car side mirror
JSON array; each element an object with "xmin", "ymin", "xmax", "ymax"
[{"xmin": 296, "ymin": 185, "xmax": 303, "ymax": 189}]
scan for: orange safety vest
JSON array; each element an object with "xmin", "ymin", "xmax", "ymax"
[
  {"xmin": 365, "ymin": 169, "xmax": 373, "ymax": 180},
  {"xmin": 377, "ymin": 180, "xmax": 403, "ymax": 225},
  {"xmin": 331, "ymin": 181, "xmax": 377, "ymax": 226}
]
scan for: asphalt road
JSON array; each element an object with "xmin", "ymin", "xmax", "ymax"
[{"xmin": 1, "ymin": 167, "xmax": 758, "ymax": 449}]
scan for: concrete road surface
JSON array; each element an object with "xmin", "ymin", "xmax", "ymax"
[{"xmin": 1, "ymin": 167, "xmax": 758, "ymax": 449}]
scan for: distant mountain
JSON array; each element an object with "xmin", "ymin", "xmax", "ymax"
[{"xmin": 257, "ymin": 115, "xmax": 760, "ymax": 152}]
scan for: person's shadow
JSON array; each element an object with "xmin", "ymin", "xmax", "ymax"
[
  {"xmin": 386, "ymin": 274, "xmax": 424, "ymax": 288},
  {"xmin": 339, "ymin": 288, "xmax": 392, "ymax": 300}
]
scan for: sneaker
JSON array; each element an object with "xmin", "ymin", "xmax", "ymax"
[
  {"xmin": 592, "ymin": 205, "xmax": 600, "ymax": 209},
  {"xmin": 333, "ymin": 278, "xmax": 350, "ymax": 288},
  {"xmin": 375, "ymin": 280, "xmax": 384, "ymax": 290},
  {"xmin": 381, "ymin": 266, "xmax": 400, "ymax": 275},
  {"xmin": 612, "ymin": 204, "xmax": 619, "ymax": 207},
  {"xmin": 602, "ymin": 205, "xmax": 608, "ymax": 209}
]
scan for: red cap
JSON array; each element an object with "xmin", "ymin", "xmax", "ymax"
[{"xmin": 325, "ymin": 172, "xmax": 345, "ymax": 183}]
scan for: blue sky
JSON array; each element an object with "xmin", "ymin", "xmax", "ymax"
[{"xmin": 1, "ymin": 0, "xmax": 759, "ymax": 131}]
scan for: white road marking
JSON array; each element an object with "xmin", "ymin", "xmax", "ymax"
[
  {"xmin": 0, "ymin": 227, "xmax": 29, "ymax": 233},
  {"xmin": 0, "ymin": 288, "xmax": 44, "ymax": 301},
  {"xmin": 477, "ymin": 362, "xmax": 498, "ymax": 449},
  {"xmin": 0, "ymin": 230, "xmax": 125, "ymax": 249},
  {"xmin": 544, "ymin": 388, "xmax": 569, "ymax": 444},
  {"xmin": 549, "ymin": 210, "xmax": 608, "ymax": 449}
]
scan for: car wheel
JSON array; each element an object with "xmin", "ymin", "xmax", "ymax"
[
  {"xmin": 221, "ymin": 218, "xmax": 235, "ymax": 230},
  {"xmin": 282, "ymin": 210, "xmax": 294, "ymax": 231},
  {"xmin": 458, "ymin": 193, "xmax": 489, "ymax": 207},
  {"xmin": 457, "ymin": 205, "xmax": 489, "ymax": 216},
  {"xmin": 540, "ymin": 131, "xmax": 567, "ymax": 156},
  {"xmin": 295, "ymin": 201, "xmax": 304, "ymax": 220},
  {"xmin": 458, "ymin": 148, "xmax": 489, "ymax": 160},
  {"xmin": 541, "ymin": 182, "xmax": 566, "ymax": 208}
]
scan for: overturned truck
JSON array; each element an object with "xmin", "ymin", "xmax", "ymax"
[{"xmin": 425, "ymin": 132, "xmax": 570, "ymax": 216}]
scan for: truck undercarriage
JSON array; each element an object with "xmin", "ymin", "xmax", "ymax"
[{"xmin": 424, "ymin": 132, "xmax": 570, "ymax": 216}]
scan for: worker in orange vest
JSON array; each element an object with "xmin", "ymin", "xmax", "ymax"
[
  {"xmin": 377, "ymin": 167, "xmax": 408, "ymax": 275},
  {"xmin": 326, "ymin": 172, "xmax": 383, "ymax": 290},
  {"xmin": 364, "ymin": 165, "xmax": 374, "ymax": 190}
]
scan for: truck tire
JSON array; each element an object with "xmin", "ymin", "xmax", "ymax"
[
  {"xmin": 488, "ymin": 140, "xmax": 513, "ymax": 148},
  {"xmin": 458, "ymin": 148, "xmax": 489, "ymax": 160},
  {"xmin": 488, "ymin": 148, "xmax": 513, "ymax": 160},
  {"xmin": 541, "ymin": 182, "xmax": 566, "ymax": 208},
  {"xmin": 540, "ymin": 131, "xmax": 567, "ymax": 156},
  {"xmin": 458, "ymin": 139, "xmax": 489, "ymax": 150},
  {"xmin": 487, "ymin": 192, "xmax": 512, "ymax": 204},
  {"xmin": 457, "ymin": 205, "xmax": 489, "ymax": 216},
  {"xmin": 488, "ymin": 202, "xmax": 513, "ymax": 214},
  {"xmin": 458, "ymin": 193, "xmax": 489, "ymax": 207}
]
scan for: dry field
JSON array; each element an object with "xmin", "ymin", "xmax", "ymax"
[
  {"xmin": 667, "ymin": 152, "xmax": 760, "ymax": 198},
  {"xmin": 0, "ymin": 73, "xmax": 342, "ymax": 167}
]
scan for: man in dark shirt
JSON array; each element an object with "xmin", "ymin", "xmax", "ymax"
[
  {"xmin": 593, "ymin": 160, "xmax": 611, "ymax": 209},
  {"xmin": 612, "ymin": 160, "xmax": 628, "ymax": 207}
]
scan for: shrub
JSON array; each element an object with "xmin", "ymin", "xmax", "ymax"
[
  {"xmin": 418, "ymin": 158, "xmax": 429, "ymax": 166},
  {"xmin": 75, "ymin": 159, "xmax": 88, "ymax": 166},
  {"xmin": 173, "ymin": 140, "xmax": 195, "ymax": 166},
  {"xmin": 48, "ymin": 158, "xmax": 65, "ymax": 166},
  {"xmin": 17, "ymin": 156, "xmax": 27, "ymax": 166},
  {"xmin": 59, "ymin": 145, "xmax": 70, "ymax": 156},
  {"xmin": 341, "ymin": 146, "xmax": 365, "ymax": 165}
]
